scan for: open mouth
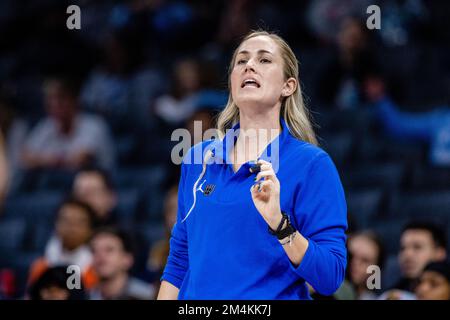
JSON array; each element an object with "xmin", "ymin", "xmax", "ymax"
[{"xmin": 241, "ymin": 78, "xmax": 261, "ymax": 88}]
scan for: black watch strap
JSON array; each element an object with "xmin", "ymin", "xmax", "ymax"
[{"xmin": 268, "ymin": 212, "xmax": 296, "ymax": 240}]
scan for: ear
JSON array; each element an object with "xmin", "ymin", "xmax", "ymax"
[
  {"xmin": 281, "ymin": 77, "xmax": 297, "ymax": 97},
  {"xmin": 435, "ymin": 247, "xmax": 447, "ymax": 261},
  {"xmin": 124, "ymin": 253, "xmax": 134, "ymax": 270},
  {"xmin": 110, "ymin": 192, "xmax": 118, "ymax": 208}
]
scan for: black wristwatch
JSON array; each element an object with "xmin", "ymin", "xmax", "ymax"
[{"xmin": 268, "ymin": 212, "xmax": 296, "ymax": 240}]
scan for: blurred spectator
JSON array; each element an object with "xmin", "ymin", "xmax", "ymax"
[
  {"xmin": 306, "ymin": 0, "xmax": 372, "ymax": 43},
  {"xmin": 185, "ymin": 106, "xmax": 220, "ymax": 145},
  {"xmin": 28, "ymin": 266, "xmax": 86, "ymax": 300},
  {"xmin": 89, "ymin": 227, "xmax": 154, "ymax": 300},
  {"xmin": 347, "ymin": 230, "xmax": 385, "ymax": 299},
  {"xmin": 147, "ymin": 185, "xmax": 178, "ymax": 291},
  {"xmin": 415, "ymin": 261, "xmax": 450, "ymax": 300},
  {"xmin": 81, "ymin": 31, "xmax": 164, "ymax": 129},
  {"xmin": 0, "ymin": 131, "xmax": 8, "ymax": 208},
  {"xmin": 72, "ymin": 167, "xmax": 118, "ymax": 226},
  {"xmin": 153, "ymin": 56, "xmax": 226, "ymax": 128},
  {"xmin": 378, "ymin": 0, "xmax": 428, "ymax": 47},
  {"xmin": 216, "ymin": 0, "xmax": 253, "ymax": 50},
  {"xmin": 28, "ymin": 199, "xmax": 98, "ymax": 290},
  {"xmin": 150, "ymin": 0, "xmax": 196, "ymax": 47},
  {"xmin": 0, "ymin": 92, "xmax": 28, "ymax": 190},
  {"xmin": 317, "ymin": 17, "xmax": 378, "ymax": 109},
  {"xmin": 153, "ymin": 58, "xmax": 202, "ymax": 126},
  {"xmin": 365, "ymin": 74, "xmax": 450, "ymax": 166},
  {"xmin": 21, "ymin": 76, "xmax": 115, "ymax": 171},
  {"xmin": 393, "ymin": 221, "xmax": 447, "ymax": 292}
]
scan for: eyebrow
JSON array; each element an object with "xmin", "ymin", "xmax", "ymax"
[{"xmin": 237, "ymin": 49, "xmax": 273, "ymax": 56}]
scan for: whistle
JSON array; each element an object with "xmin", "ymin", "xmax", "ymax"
[{"xmin": 249, "ymin": 162, "xmax": 262, "ymax": 174}]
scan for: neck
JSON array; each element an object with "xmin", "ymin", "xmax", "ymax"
[
  {"xmin": 58, "ymin": 118, "xmax": 75, "ymax": 136},
  {"xmin": 99, "ymin": 272, "xmax": 129, "ymax": 299},
  {"xmin": 232, "ymin": 108, "xmax": 281, "ymax": 167},
  {"xmin": 238, "ymin": 106, "xmax": 281, "ymax": 132},
  {"xmin": 356, "ymin": 283, "xmax": 369, "ymax": 296}
]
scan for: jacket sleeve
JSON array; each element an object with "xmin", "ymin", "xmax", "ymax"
[
  {"xmin": 160, "ymin": 162, "xmax": 189, "ymax": 289},
  {"xmin": 290, "ymin": 153, "xmax": 348, "ymax": 296}
]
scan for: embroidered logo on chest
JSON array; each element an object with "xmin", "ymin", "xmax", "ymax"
[{"xmin": 197, "ymin": 180, "xmax": 216, "ymax": 196}]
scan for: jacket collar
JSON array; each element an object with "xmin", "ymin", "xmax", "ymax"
[{"xmin": 208, "ymin": 117, "xmax": 290, "ymax": 171}]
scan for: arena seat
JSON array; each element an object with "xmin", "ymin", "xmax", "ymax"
[
  {"xmin": 2, "ymin": 191, "xmax": 64, "ymax": 221},
  {"xmin": 0, "ymin": 218, "xmax": 27, "ymax": 251},
  {"xmin": 346, "ymin": 188, "xmax": 383, "ymax": 229},
  {"xmin": 388, "ymin": 190, "xmax": 450, "ymax": 224},
  {"xmin": 355, "ymin": 135, "xmax": 427, "ymax": 165},
  {"xmin": 115, "ymin": 188, "xmax": 140, "ymax": 227},
  {"xmin": 409, "ymin": 164, "xmax": 450, "ymax": 191},
  {"xmin": 372, "ymin": 218, "xmax": 410, "ymax": 255},
  {"xmin": 342, "ymin": 162, "xmax": 406, "ymax": 191},
  {"xmin": 381, "ymin": 254, "xmax": 401, "ymax": 290},
  {"xmin": 319, "ymin": 131, "xmax": 353, "ymax": 167},
  {"xmin": 115, "ymin": 166, "xmax": 166, "ymax": 222}
]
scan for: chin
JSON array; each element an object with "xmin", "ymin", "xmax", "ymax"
[
  {"xmin": 98, "ymin": 273, "xmax": 113, "ymax": 281},
  {"xmin": 235, "ymin": 95, "xmax": 267, "ymax": 108}
]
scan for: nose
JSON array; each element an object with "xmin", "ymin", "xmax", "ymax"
[{"xmin": 244, "ymin": 58, "xmax": 256, "ymax": 73}]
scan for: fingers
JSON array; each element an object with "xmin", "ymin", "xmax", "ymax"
[
  {"xmin": 250, "ymin": 160, "xmax": 279, "ymax": 197},
  {"xmin": 258, "ymin": 180, "xmax": 274, "ymax": 192},
  {"xmin": 250, "ymin": 180, "xmax": 274, "ymax": 194},
  {"xmin": 254, "ymin": 161, "xmax": 277, "ymax": 183},
  {"xmin": 254, "ymin": 170, "xmax": 274, "ymax": 182},
  {"xmin": 257, "ymin": 159, "xmax": 270, "ymax": 165}
]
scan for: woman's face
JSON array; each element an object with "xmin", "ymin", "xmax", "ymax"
[
  {"xmin": 230, "ymin": 35, "xmax": 292, "ymax": 112},
  {"xmin": 348, "ymin": 235, "xmax": 379, "ymax": 287},
  {"xmin": 175, "ymin": 60, "xmax": 200, "ymax": 96},
  {"xmin": 56, "ymin": 204, "xmax": 92, "ymax": 251},
  {"xmin": 416, "ymin": 271, "xmax": 450, "ymax": 300}
]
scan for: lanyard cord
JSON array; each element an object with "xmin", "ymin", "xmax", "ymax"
[{"xmin": 181, "ymin": 149, "xmax": 214, "ymax": 223}]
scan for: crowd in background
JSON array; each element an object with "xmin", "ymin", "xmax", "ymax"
[{"xmin": 0, "ymin": 0, "xmax": 449, "ymax": 300}]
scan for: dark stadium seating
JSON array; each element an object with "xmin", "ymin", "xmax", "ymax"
[
  {"xmin": 341, "ymin": 162, "xmax": 406, "ymax": 191},
  {"xmin": 316, "ymin": 109, "xmax": 373, "ymax": 137},
  {"xmin": 0, "ymin": 218, "xmax": 27, "ymax": 251},
  {"xmin": 346, "ymin": 188, "xmax": 383, "ymax": 229},
  {"xmin": 388, "ymin": 190, "xmax": 450, "ymax": 224},
  {"xmin": 409, "ymin": 164, "xmax": 450, "ymax": 191},
  {"xmin": 382, "ymin": 254, "xmax": 402, "ymax": 289},
  {"xmin": 2, "ymin": 191, "xmax": 64, "ymax": 221},
  {"xmin": 26, "ymin": 220, "xmax": 53, "ymax": 253},
  {"xmin": 319, "ymin": 131, "xmax": 353, "ymax": 167},
  {"xmin": 114, "ymin": 166, "xmax": 167, "ymax": 221},
  {"xmin": 356, "ymin": 135, "xmax": 427, "ymax": 164},
  {"xmin": 371, "ymin": 218, "xmax": 411, "ymax": 255},
  {"xmin": 115, "ymin": 188, "xmax": 140, "ymax": 227},
  {"xmin": 136, "ymin": 221, "xmax": 166, "ymax": 251}
]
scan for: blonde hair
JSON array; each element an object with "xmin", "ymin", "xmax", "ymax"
[{"xmin": 216, "ymin": 30, "xmax": 318, "ymax": 145}]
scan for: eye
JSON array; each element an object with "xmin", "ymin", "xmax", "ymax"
[
  {"xmin": 260, "ymin": 58, "xmax": 271, "ymax": 63},
  {"xmin": 237, "ymin": 59, "xmax": 247, "ymax": 65}
]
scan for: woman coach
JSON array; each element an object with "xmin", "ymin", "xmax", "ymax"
[{"xmin": 158, "ymin": 30, "xmax": 347, "ymax": 300}]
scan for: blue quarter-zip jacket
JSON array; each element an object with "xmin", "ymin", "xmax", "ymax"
[{"xmin": 161, "ymin": 118, "xmax": 347, "ymax": 299}]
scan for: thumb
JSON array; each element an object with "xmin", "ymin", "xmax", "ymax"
[{"xmin": 250, "ymin": 182, "xmax": 261, "ymax": 198}]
